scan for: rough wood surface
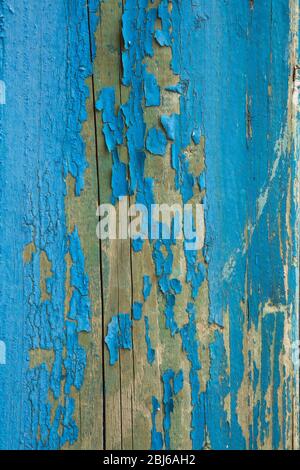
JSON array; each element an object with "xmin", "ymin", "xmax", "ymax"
[{"xmin": 0, "ymin": 0, "xmax": 299, "ymax": 450}]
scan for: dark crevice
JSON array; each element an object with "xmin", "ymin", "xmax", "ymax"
[
  {"xmin": 117, "ymin": 3, "xmax": 124, "ymax": 452},
  {"xmin": 119, "ymin": 0, "xmax": 135, "ymax": 450},
  {"xmin": 86, "ymin": 0, "xmax": 106, "ymax": 451}
]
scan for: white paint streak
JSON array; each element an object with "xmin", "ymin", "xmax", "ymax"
[
  {"xmin": 0, "ymin": 80, "xmax": 6, "ymax": 105},
  {"xmin": 0, "ymin": 340, "xmax": 6, "ymax": 365}
]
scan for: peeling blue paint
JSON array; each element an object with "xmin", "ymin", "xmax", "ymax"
[
  {"xmin": 272, "ymin": 313, "xmax": 284, "ymax": 449},
  {"xmin": 151, "ymin": 396, "xmax": 163, "ymax": 450},
  {"xmin": 64, "ymin": 321, "xmax": 87, "ymax": 394},
  {"xmin": 0, "ymin": 0, "xmax": 99, "ymax": 449},
  {"xmin": 152, "ymin": 236, "xmax": 179, "ymax": 336},
  {"xmin": 96, "ymin": 87, "xmax": 129, "ymax": 203},
  {"xmin": 132, "ymin": 237, "xmax": 144, "ymax": 252},
  {"xmin": 161, "ymin": 114, "xmax": 177, "ymax": 141},
  {"xmin": 105, "ymin": 313, "xmax": 133, "ymax": 366},
  {"xmin": 259, "ymin": 312, "xmax": 285, "ymax": 449},
  {"xmin": 170, "ymin": 278, "xmax": 182, "ymax": 295},
  {"xmin": 155, "ymin": 0, "xmax": 171, "ymax": 47},
  {"xmin": 143, "ymin": 275, "xmax": 152, "ymax": 301},
  {"xmin": 144, "ymin": 69, "xmax": 160, "ymax": 107},
  {"xmin": 68, "ymin": 227, "xmax": 91, "ymax": 333},
  {"xmin": 144, "ymin": 316, "xmax": 155, "ymax": 364},
  {"xmin": 206, "ymin": 330, "xmax": 231, "ymax": 450},
  {"xmin": 162, "ymin": 370, "xmax": 175, "ymax": 450},
  {"xmin": 260, "ymin": 314, "xmax": 275, "ymax": 446},
  {"xmin": 184, "ymin": 248, "xmax": 206, "ymax": 299},
  {"xmin": 0, "ymin": 0, "xmax": 298, "ymax": 452},
  {"xmin": 161, "ymin": 368, "xmax": 184, "ymax": 449},
  {"xmin": 132, "ymin": 301, "xmax": 143, "ymax": 321},
  {"xmin": 64, "ymin": 0, "xmax": 100, "ymax": 196},
  {"xmin": 146, "ymin": 127, "xmax": 167, "ymax": 156},
  {"xmin": 96, "ymin": 88, "xmax": 124, "ymax": 151},
  {"xmin": 180, "ymin": 303, "xmax": 205, "ymax": 449},
  {"xmin": 173, "ymin": 370, "xmax": 184, "ymax": 396}
]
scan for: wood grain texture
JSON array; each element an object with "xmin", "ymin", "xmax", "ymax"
[{"xmin": 0, "ymin": 0, "xmax": 299, "ymax": 450}]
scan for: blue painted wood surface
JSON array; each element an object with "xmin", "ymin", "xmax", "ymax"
[{"xmin": 0, "ymin": 0, "xmax": 299, "ymax": 450}]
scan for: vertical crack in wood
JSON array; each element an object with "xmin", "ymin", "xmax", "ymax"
[{"xmin": 86, "ymin": 0, "xmax": 106, "ymax": 450}]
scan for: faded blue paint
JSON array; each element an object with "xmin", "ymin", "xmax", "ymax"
[
  {"xmin": 0, "ymin": 0, "xmax": 298, "ymax": 452},
  {"xmin": 132, "ymin": 236, "xmax": 144, "ymax": 252},
  {"xmin": 68, "ymin": 227, "xmax": 91, "ymax": 332},
  {"xmin": 180, "ymin": 303, "xmax": 205, "ymax": 449},
  {"xmin": 105, "ymin": 313, "xmax": 133, "ymax": 366},
  {"xmin": 260, "ymin": 314, "xmax": 275, "ymax": 445},
  {"xmin": 0, "ymin": 0, "xmax": 99, "ymax": 450},
  {"xmin": 143, "ymin": 275, "xmax": 152, "ymax": 300},
  {"xmin": 100, "ymin": 0, "xmax": 298, "ymax": 449},
  {"xmin": 96, "ymin": 87, "xmax": 128, "ymax": 203},
  {"xmin": 170, "ymin": 278, "xmax": 182, "ymax": 295},
  {"xmin": 272, "ymin": 313, "xmax": 284, "ymax": 449},
  {"xmin": 173, "ymin": 370, "xmax": 184, "ymax": 396},
  {"xmin": 168, "ymin": 0, "xmax": 297, "ymax": 450},
  {"xmin": 152, "ymin": 236, "xmax": 180, "ymax": 336},
  {"xmin": 151, "ymin": 396, "xmax": 163, "ymax": 450},
  {"xmin": 155, "ymin": 0, "xmax": 171, "ymax": 47},
  {"xmin": 195, "ymin": 1, "xmax": 297, "ymax": 450},
  {"xmin": 146, "ymin": 127, "xmax": 167, "ymax": 156},
  {"xmin": 132, "ymin": 301, "xmax": 143, "ymax": 321},
  {"xmin": 206, "ymin": 330, "xmax": 231, "ymax": 450},
  {"xmin": 144, "ymin": 316, "xmax": 155, "ymax": 365},
  {"xmin": 162, "ymin": 369, "xmax": 175, "ymax": 450},
  {"xmin": 161, "ymin": 368, "xmax": 184, "ymax": 450},
  {"xmin": 144, "ymin": 70, "xmax": 160, "ymax": 107},
  {"xmin": 161, "ymin": 114, "xmax": 177, "ymax": 141}
]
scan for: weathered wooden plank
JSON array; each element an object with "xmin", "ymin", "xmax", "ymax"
[
  {"xmin": 0, "ymin": 0, "xmax": 103, "ymax": 450},
  {"xmin": 92, "ymin": 0, "xmax": 300, "ymax": 450},
  {"xmin": 0, "ymin": 0, "xmax": 299, "ymax": 451}
]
